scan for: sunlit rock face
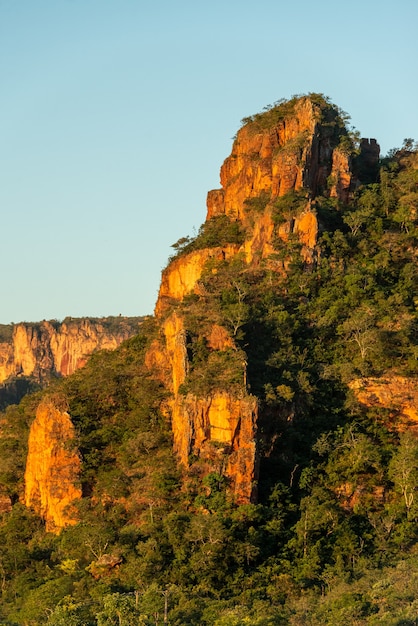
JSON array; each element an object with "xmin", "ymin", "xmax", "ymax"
[
  {"xmin": 156, "ymin": 96, "xmax": 377, "ymax": 316},
  {"xmin": 0, "ymin": 317, "xmax": 141, "ymax": 383},
  {"xmin": 350, "ymin": 376, "xmax": 418, "ymax": 429},
  {"xmin": 150, "ymin": 95, "xmax": 376, "ymax": 503},
  {"xmin": 21, "ymin": 95, "xmax": 383, "ymax": 512},
  {"xmin": 24, "ymin": 400, "xmax": 82, "ymax": 532}
]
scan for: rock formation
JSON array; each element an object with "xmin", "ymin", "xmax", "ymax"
[
  {"xmin": 350, "ymin": 376, "xmax": 418, "ymax": 429},
  {"xmin": 0, "ymin": 317, "xmax": 142, "ymax": 388},
  {"xmin": 149, "ymin": 94, "xmax": 381, "ymax": 503},
  {"xmin": 22, "ymin": 94, "xmax": 401, "ymax": 526},
  {"xmin": 24, "ymin": 399, "xmax": 82, "ymax": 532},
  {"xmin": 156, "ymin": 95, "xmax": 375, "ymax": 314}
]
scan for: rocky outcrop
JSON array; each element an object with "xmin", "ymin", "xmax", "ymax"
[
  {"xmin": 350, "ymin": 376, "xmax": 418, "ymax": 429},
  {"xmin": 147, "ymin": 311, "xmax": 258, "ymax": 502},
  {"xmin": 19, "ymin": 95, "xmax": 384, "ymax": 516},
  {"xmin": 172, "ymin": 393, "xmax": 258, "ymax": 503},
  {"xmin": 155, "ymin": 247, "xmax": 240, "ymax": 316},
  {"xmin": 156, "ymin": 96, "xmax": 378, "ymax": 316},
  {"xmin": 24, "ymin": 399, "xmax": 82, "ymax": 532},
  {"xmin": 207, "ymin": 97, "xmax": 326, "ymax": 220},
  {"xmin": 149, "ymin": 95, "xmax": 381, "ymax": 503},
  {"xmin": 0, "ymin": 317, "xmax": 142, "ymax": 384}
]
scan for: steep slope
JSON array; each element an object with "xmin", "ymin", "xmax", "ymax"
[
  {"xmin": 17, "ymin": 94, "xmax": 417, "ymax": 523},
  {"xmin": 149, "ymin": 94, "xmax": 381, "ymax": 503},
  {"xmin": 156, "ymin": 95, "xmax": 363, "ymax": 313},
  {"xmin": 1, "ymin": 95, "xmax": 418, "ymax": 624}
]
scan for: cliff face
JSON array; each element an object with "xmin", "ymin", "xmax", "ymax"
[
  {"xmin": 351, "ymin": 376, "xmax": 418, "ymax": 429},
  {"xmin": 207, "ymin": 97, "xmax": 348, "ymax": 220},
  {"xmin": 150, "ymin": 95, "xmax": 377, "ymax": 502},
  {"xmin": 20, "ymin": 95, "xmax": 390, "ymax": 521},
  {"xmin": 156, "ymin": 96, "xmax": 371, "ymax": 314},
  {"xmin": 24, "ymin": 399, "xmax": 82, "ymax": 532},
  {"xmin": 0, "ymin": 317, "xmax": 142, "ymax": 384}
]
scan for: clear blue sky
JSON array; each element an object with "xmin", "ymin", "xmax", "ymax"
[{"xmin": 1, "ymin": 0, "xmax": 417, "ymax": 324}]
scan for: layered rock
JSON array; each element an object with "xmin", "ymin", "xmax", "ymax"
[
  {"xmin": 148, "ymin": 95, "xmax": 382, "ymax": 502},
  {"xmin": 172, "ymin": 393, "xmax": 258, "ymax": 502},
  {"xmin": 147, "ymin": 311, "xmax": 258, "ymax": 502},
  {"xmin": 0, "ymin": 317, "xmax": 142, "ymax": 384},
  {"xmin": 207, "ymin": 97, "xmax": 341, "ymax": 220},
  {"xmin": 19, "ymin": 95, "xmax": 385, "ymax": 515},
  {"xmin": 350, "ymin": 376, "xmax": 418, "ymax": 429},
  {"xmin": 24, "ymin": 399, "xmax": 82, "ymax": 532},
  {"xmin": 156, "ymin": 96, "xmax": 377, "ymax": 315}
]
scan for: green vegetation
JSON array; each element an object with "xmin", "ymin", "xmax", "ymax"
[
  {"xmin": 0, "ymin": 317, "xmax": 143, "ymax": 410},
  {"xmin": 0, "ymin": 141, "xmax": 417, "ymax": 623},
  {"xmin": 170, "ymin": 214, "xmax": 246, "ymax": 260},
  {"xmin": 0, "ymin": 324, "xmax": 14, "ymax": 343},
  {"xmin": 243, "ymin": 191, "xmax": 271, "ymax": 214},
  {"xmin": 240, "ymin": 93, "xmax": 353, "ymax": 143},
  {"xmin": 271, "ymin": 190, "xmax": 309, "ymax": 225}
]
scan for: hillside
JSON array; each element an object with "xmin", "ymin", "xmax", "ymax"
[{"xmin": 0, "ymin": 94, "xmax": 417, "ymax": 625}]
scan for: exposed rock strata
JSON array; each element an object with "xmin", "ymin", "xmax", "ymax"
[
  {"xmin": 151, "ymin": 95, "xmax": 375, "ymax": 502},
  {"xmin": 24, "ymin": 400, "xmax": 82, "ymax": 532},
  {"xmin": 350, "ymin": 376, "xmax": 418, "ymax": 429},
  {"xmin": 21, "ymin": 95, "xmax": 387, "ymax": 516},
  {"xmin": 172, "ymin": 393, "xmax": 258, "ymax": 503},
  {"xmin": 0, "ymin": 317, "xmax": 142, "ymax": 384},
  {"xmin": 156, "ymin": 97, "xmax": 377, "ymax": 315}
]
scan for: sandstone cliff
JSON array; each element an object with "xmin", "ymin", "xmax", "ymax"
[
  {"xmin": 150, "ymin": 94, "xmax": 381, "ymax": 503},
  {"xmin": 0, "ymin": 317, "xmax": 142, "ymax": 385},
  {"xmin": 350, "ymin": 376, "xmax": 418, "ymax": 429},
  {"xmin": 24, "ymin": 399, "xmax": 82, "ymax": 532},
  {"xmin": 156, "ymin": 95, "xmax": 378, "ymax": 314},
  {"xmin": 20, "ymin": 94, "xmax": 400, "ymax": 524}
]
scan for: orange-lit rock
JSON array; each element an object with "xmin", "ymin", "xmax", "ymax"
[
  {"xmin": 12, "ymin": 324, "xmax": 42, "ymax": 378},
  {"xmin": 163, "ymin": 312, "xmax": 188, "ymax": 394},
  {"xmin": 155, "ymin": 246, "xmax": 241, "ymax": 315},
  {"xmin": 147, "ymin": 95, "xmax": 382, "ymax": 505},
  {"xmin": 24, "ymin": 400, "xmax": 82, "ymax": 532},
  {"xmin": 207, "ymin": 325, "xmax": 234, "ymax": 351},
  {"xmin": 0, "ymin": 342, "xmax": 14, "ymax": 383},
  {"xmin": 206, "ymin": 96, "xmax": 350, "ymax": 222},
  {"xmin": 350, "ymin": 376, "xmax": 418, "ymax": 428},
  {"xmin": 147, "ymin": 306, "xmax": 259, "ymax": 501},
  {"xmin": 330, "ymin": 147, "xmax": 352, "ymax": 203},
  {"xmin": 243, "ymin": 209, "xmax": 276, "ymax": 264},
  {"xmin": 0, "ymin": 318, "xmax": 141, "ymax": 384},
  {"xmin": 172, "ymin": 393, "xmax": 258, "ymax": 502},
  {"xmin": 294, "ymin": 209, "xmax": 319, "ymax": 250}
]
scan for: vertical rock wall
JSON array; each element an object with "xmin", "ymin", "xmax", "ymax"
[
  {"xmin": 0, "ymin": 317, "xmax": 142, "ymax": 384},
  {"xmin": 24, "ymin": 400, "xmax": 82, "ymax": 532},
  {"xmin": 148, "ymin": 95, "xmax": 376, "ymax": 503}
]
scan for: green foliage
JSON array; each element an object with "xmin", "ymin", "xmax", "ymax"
[
  {"xmin": 0, "ymin": 324, "xmax": 13, "ymax": 343},
  {"xmin": 271, "ymin": 190, "xmax": 309, "ymax": 225},
  {"xmin": 240, "ymin": 93, "xmax": 347, "ymax": 136},
  {"xmin": 244, "ymin": 191, "xmax": 271, "ymax": 211},
  {"xmin": 0, "ymin": 130, "xmax": 417, "ymax": 626},
  {"xmin": 170, "ymin": 214, "xmax": 246, "ymax": 260}
]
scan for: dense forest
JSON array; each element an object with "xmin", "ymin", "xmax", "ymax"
[{"xmin": 0, "ymin": 97, "xmax": 417, "ymax": 624}]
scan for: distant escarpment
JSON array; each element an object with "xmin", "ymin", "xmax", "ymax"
[
  {"xmin": 0, "ymin": 317, "xmax": 142, "ymax": 408},
  {"xmin": 12, "ymin": 94, "xmax": 418, "ymax": 532}
]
